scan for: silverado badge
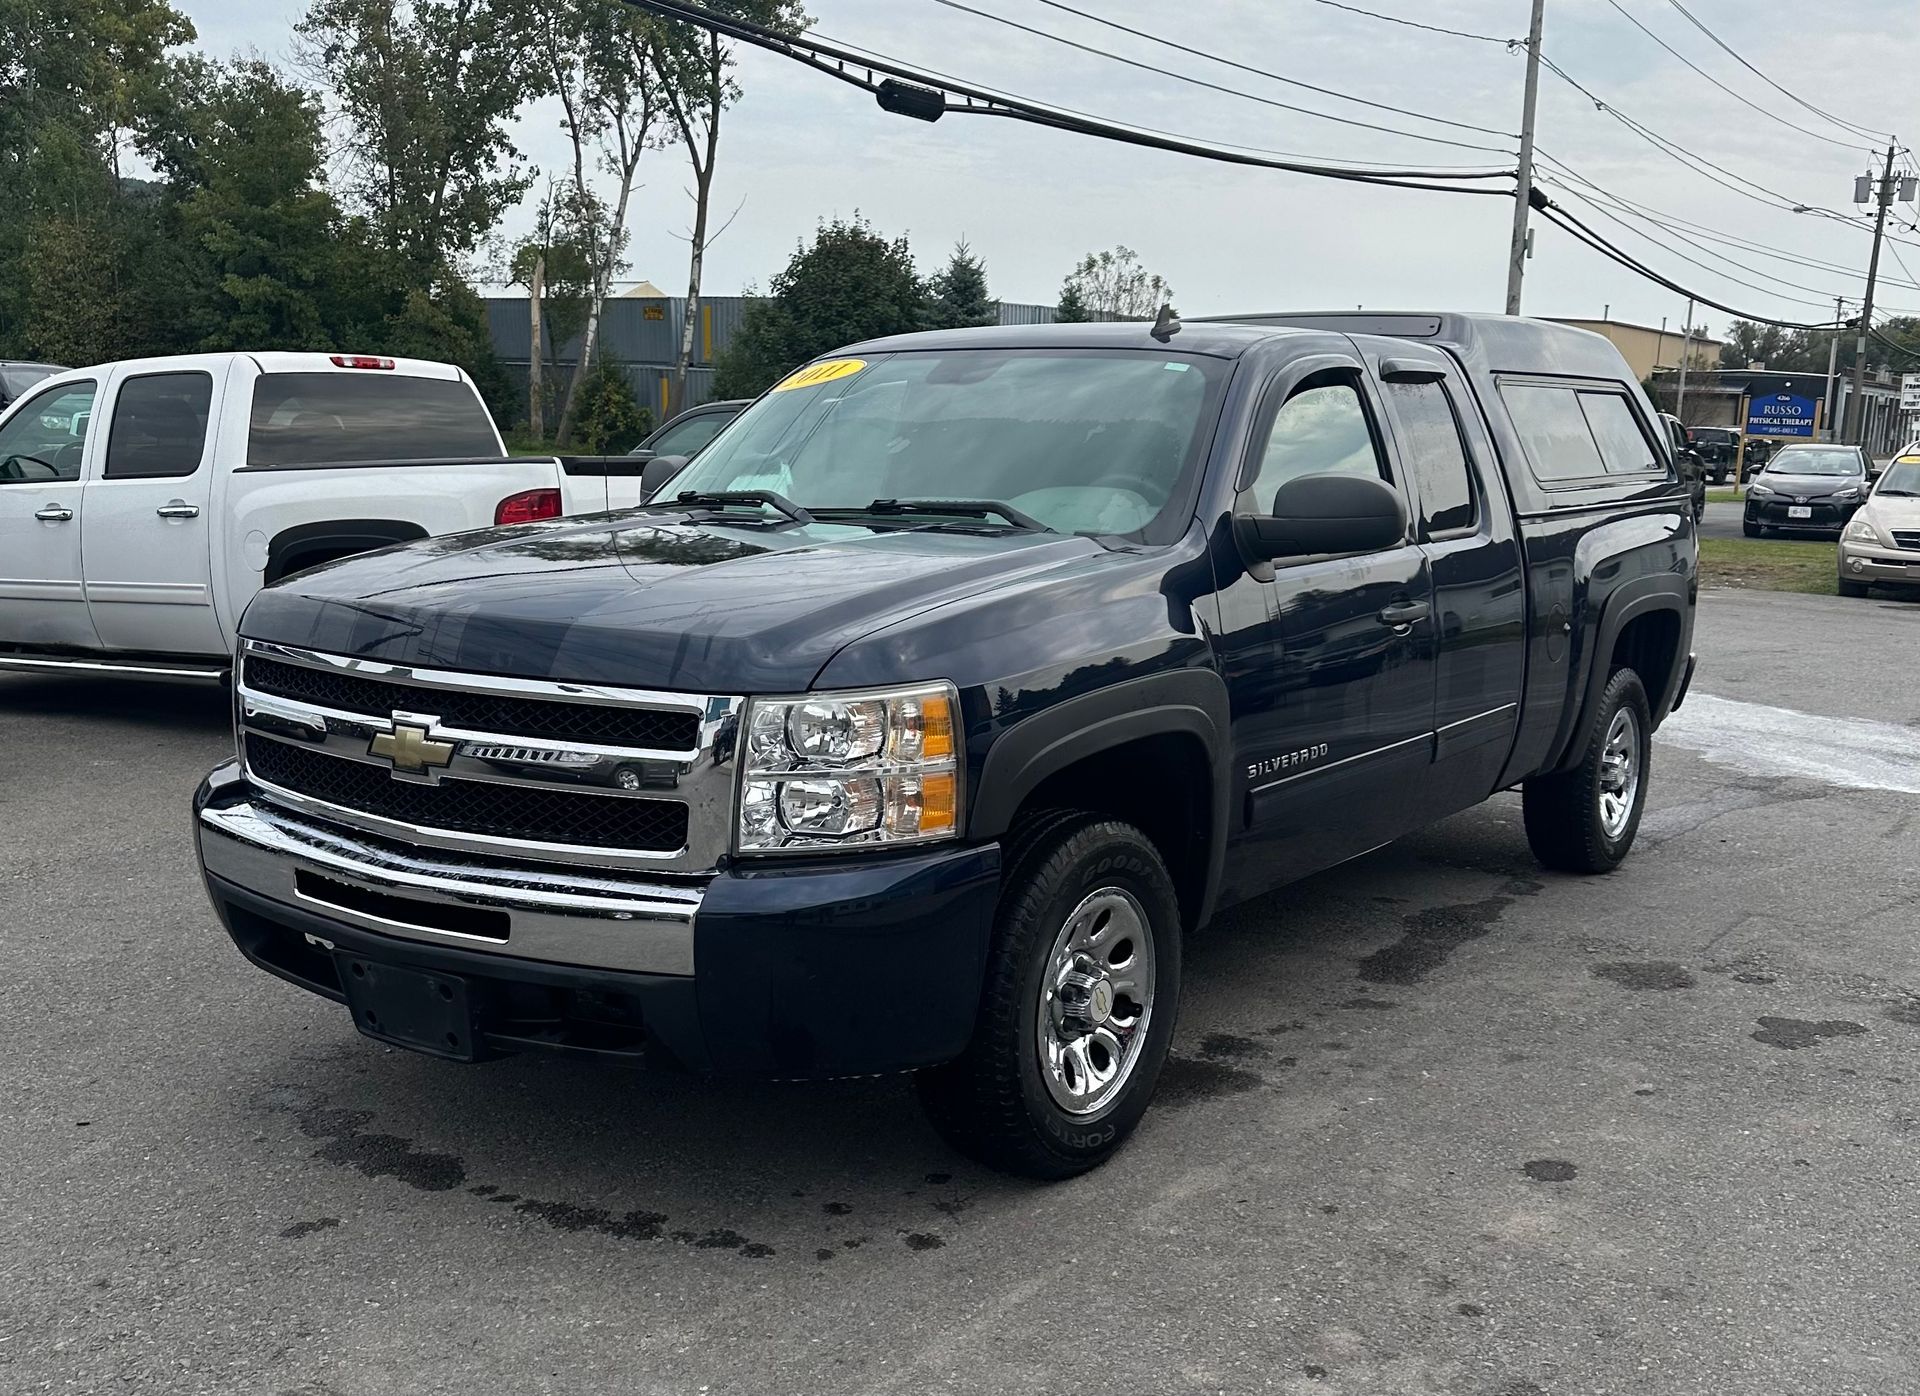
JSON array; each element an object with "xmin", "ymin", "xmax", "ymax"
[{"xmin": 370, "ymin": 721, "xmax": 455, "ymax": 777}]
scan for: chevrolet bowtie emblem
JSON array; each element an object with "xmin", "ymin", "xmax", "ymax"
[{"xmin": 370, "ymin": 721, "xmax": 455, "ymax": 775}]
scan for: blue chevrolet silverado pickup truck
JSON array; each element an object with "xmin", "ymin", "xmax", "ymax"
[{"xmin": 195, "ymin": 311, "xmax": 1697, "ymax": 1177}]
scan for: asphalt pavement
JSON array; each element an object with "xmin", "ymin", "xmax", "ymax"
[{"xmin": 5, "ymin": 589, "xmax": 1920, "ymax": 1396}]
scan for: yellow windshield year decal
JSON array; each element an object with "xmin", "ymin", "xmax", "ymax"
[{"xmin": 772, "ymin": 358, "xmax": 867, "ymax": 392}]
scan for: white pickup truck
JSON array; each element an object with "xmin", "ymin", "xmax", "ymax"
[{"xmin": 0, "ymin": 352, "xmax": 658, "ymax": 680}]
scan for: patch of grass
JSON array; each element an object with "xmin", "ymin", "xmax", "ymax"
[
  {"xmin": 1698, "ymin": 536, "xmax": 1836, "ymax": 595},
  {"xmin": 1706, "ymin": 488, "xmax": 1743, "ymax": 504}
]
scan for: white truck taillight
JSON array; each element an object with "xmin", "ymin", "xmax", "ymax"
[{"xmin": 495, "ymin": 488, "xmax": 563, "ymax": 525}]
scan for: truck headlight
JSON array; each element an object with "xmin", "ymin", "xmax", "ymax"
[
  {"xmin": 1843, "ymin": 517, "xmax": 1882, "ymax": 544},
  {"xmin": 738, "ymin": 682, "xmax": 961, "ymax": 852}
]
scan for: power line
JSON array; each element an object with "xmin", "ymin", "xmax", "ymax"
[
  {"xmin": 926, "ymin": 0, "xmax": 1516, "ymax": 154},
  {"xmin": 1022, "ymin": 0, "xmax": 1515, "ymax": 138},
  {"xmin": 1597, "ymin": 0, "xmax": 1874, "ymax": 155},
  {"xmin": 1536, "ymin": 153, "xmax": 1920, "ymax": 293},
  {"xmin": 1656, "ymin": 0, "xmax": 1890, "ymax": 144},
  {"xmin": 623, "ymin": 0, "xmax": 1515, "ymax": 190},
  {"xmin": 1305, "ymin": 0, "xmax": 1510, "ymax": 45}
]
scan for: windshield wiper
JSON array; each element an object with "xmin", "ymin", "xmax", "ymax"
[
  {"xmin": 813, "ymin": 498, "xmax": 1053, "ymax": 533},
  {"xmin": 656, "ymin": 489, "xmax": 815, "ymax": 525}
]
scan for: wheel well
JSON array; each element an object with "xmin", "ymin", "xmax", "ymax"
[
  {"xmin": 265, "ymin": 520, "xmax": 428, "ymax": 584},
  {"xmin": 1011, "ymin": 732, "xmax": 1212, "ymax": 931},
  {"xmin": 1610, "ymin": 609, "xmax": 1681, "ymax": 716}
]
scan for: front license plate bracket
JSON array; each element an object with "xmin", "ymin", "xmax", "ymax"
[{"xmin": 333, "ymin": 953, "xmax": 482, "ymax": 1061}]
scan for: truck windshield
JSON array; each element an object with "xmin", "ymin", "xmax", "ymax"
[
  {"xmin": 248, "ymin": 373, "xmax": 503, "ymax": 467},
  {"xmin": 664, "ymin": 349, "xmax": 1230, "ymax": 537},
  {"xmin": 1875, "ymin": 458, "xmax": 1920, "ymax": 495}
]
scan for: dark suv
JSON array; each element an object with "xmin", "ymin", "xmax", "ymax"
[{"xmin": 196, "ymin": 312, "xmax": 1697, "ymax": 1178}]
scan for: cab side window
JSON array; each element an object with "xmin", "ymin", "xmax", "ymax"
[
  {"xmin": 105, "ymin": 372, "xmax": 214, "ymax": 480},
  {"xmin": 1248, "ymin": 378, "xmax": 1388, "ymax": 513},
  {"xmin": 1385, "ymin": 379, "xmax": 1477, "ymax": 534},
  {"xmin": 0, "ymin": 380, "xmax": 97, "ymax": 483}
]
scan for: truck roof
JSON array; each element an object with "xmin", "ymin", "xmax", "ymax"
[
  {"xmin": 841, "ymin": 312, "xmax": 1635, "ymax": 380},
  {"xmin": 26, "ymin": 351, "xmax": 468, "ymax": 381}
]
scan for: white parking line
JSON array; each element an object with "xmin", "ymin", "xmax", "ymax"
[{"xmin": 1657, "ymin": 692, "xmax": 1920, "ymax": 794}]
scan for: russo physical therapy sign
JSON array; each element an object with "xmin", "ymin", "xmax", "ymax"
[{"xmin": 1744, "ymin": 392, "xmax": 1817, "ymax": 438}]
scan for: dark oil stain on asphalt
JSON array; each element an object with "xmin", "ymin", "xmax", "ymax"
[
  {"xmin": 1734, "ymin": 973, "xmax": 1777, "ymax": 985},
  {"xmin": 1340, "ymin": 996, "xmax": 1397, "ymax": 1011},
  {"xmin": 816, "ymin": 1248, "xmax": 836, "ymax": 1261},
  {"xmin": 1357, "ymin": 895, "xmax": 1516, "ymax": 986},
  {"xmin": 1303, "ymin": 1365, "xmax": 1328, "ymax": 1380},
  {"xmin": 1752, "ymin": 1017, "xmax": 1869, "ymax": 1050},
  {"xmin": 1522, "ymin": 1159, "xmax": 1578, "ymax": 1182},
  {"xmin": 512, "ymin": 1200, "xmax": 668, "ymax": 1242},
  {"xmin": 279, "ymin": 1218, "xmax": 340, "ymax": 1240},
  {"xmin": 822, "ymin": 1201, "xmax": 853, "ymax": 1215},
  {"xmin": 1199, "ymin": 1032, "xmax": 1271, "ymax": 1060},
  {"xmin": 904, "ymin": 1232, "xmax": 945, "ymax": 1251},
  {"xmin": 925, "ymin": 1172, "xmax": 952, "ymax": 1184},
  {"xmin": 1155, "ymin": 1054, "xmax": 1265, "ymax": 1108},
  {"xmin": 468, "ymin": 1185, "xmax": 496, "ymax": 1196},
  {"xmin": 288, "ymin": 1103, "xmax": 466, "ymax": 1192},
  {"xmin": 1264, "ymin": 1021, "xmax": 1306, "ymax": 1036},
  {"xmin": 933, "ymin": 1198, "xmax": 968, "ymax": 1216},
  {"xmin": 1455, "ymin": 1302, "xmax": 1485, "ymax": 1317},
  {"xmin": 1884, "ymin": 1001, "xmax": 1920, "ymax": 1026},
  {"xmin": 1593, "ymin": 961, "xmax": 1697, "ymax": 991}
]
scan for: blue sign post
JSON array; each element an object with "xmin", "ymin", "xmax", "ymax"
[{"xmin": 1745, "ymin": 392, "xmax": 1818, "ymax": 438}]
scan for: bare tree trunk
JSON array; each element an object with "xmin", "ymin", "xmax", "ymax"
[
  {"xmin": 553, "ymin": 166, "xmax": 639, "ymax": 447},
  {"xmin": 673, "ymin": 164, "xmax": 712, "ymax": 415},
  {"xmin": 527, "ymin": 253, "xmax": 546, "ymax": 441}
]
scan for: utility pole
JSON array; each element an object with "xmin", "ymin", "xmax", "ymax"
[
  {"xmin": 1676, "ymin": 296, "xmax": 1695, "ymax": 423},
  {"xmin": 528, "ymin": 253, "xmax": 546, "ymax": 441},
  {"xmin": 1825, "ymin": 294, "xmax": 1846, "ymax": 442},
  {"xmin": 1504, "ymin": 0, "xmax": 1546, "ymax": 316},
  {"xmin": 1847, "ymin": 143, "xmax": 1899, "ymax": 446}
]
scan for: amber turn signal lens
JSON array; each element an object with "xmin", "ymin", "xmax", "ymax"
[
  {"xmin": 919, "ymin": 771, "xmax": 957, "ymax": 834},
  {"xmin": 920, "ymin": 695, "xmax": 954, "ymax": 760}
]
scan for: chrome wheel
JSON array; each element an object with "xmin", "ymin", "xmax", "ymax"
[
  {"xmin": 1598, "ymin": 706, "xmax": 1640, "ymax": 839},
  {"xmin": 1037, "ymin": 887, "xmax": 1156, "ymax": 1116}
]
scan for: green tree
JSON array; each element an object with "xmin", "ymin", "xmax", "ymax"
[
  {"xmin": 711, "ymin": 215, "xmax": 927, "ymax": 397},
  {"xmin": 297, "ymin": 0, "xmax": 542, "ymax": 277},
  {"xmin": 570, "ymin": 360, "xmax": 652, "ymax": 452},
  {"xmin": 1058, "ymin": 245, "xmax": 1172, "ymax": 321},
  {"xmin": 926, "ymin": 239, "xmax": 995, "ymax": 329},
  {"xmin": 139, "ymin": 58, "xmax": 340, "ymax": 350},
  {"xmin": 1054, "ymin": 281, "xmax": 1091, "ymax": 323}
]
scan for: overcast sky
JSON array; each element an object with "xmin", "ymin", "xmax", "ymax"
[{"xmin": 176, "ymin": 0, "xmax": 1920, "ymax": 337}]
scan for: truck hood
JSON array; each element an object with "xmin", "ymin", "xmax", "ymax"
[
  {"xmin": 240, "ymin": 511, "xmax": 1104, "ymax": 692},
  {"xmin": 1862, "ymin": 494, "xmax": 1920, "ymax": 529}
]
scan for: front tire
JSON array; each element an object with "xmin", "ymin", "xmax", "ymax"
[
  {"xmin": 1523, "ymin": 669, "xmax": 1653, "ymax": 874},
  {"xmin": 1838, "ymin": 577, "xmax": 1870, "ymax": 598},
  {"xmin": 1742, "ymin": 519, "xmax": 1762, "ymax": 537},
  {"xmin": 916, "ymin": 816, "xmax": 1182, "ymax": 1179}
]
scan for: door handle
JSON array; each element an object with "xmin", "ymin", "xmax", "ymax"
[
  {"xmin": 155, "ymin": 502, "xmax": 201, "ymax": 519},
  {"xmin": 1377, "ymin": 598, "xmax": 1432, "ymax": 630},
  {"xmin": 34, "ymin": 505, "xmax": 74, "ymax": 522}
]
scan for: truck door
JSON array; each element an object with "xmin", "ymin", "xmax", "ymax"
[
  {"xmin": 80, "ymin": 365, "xmax": 229, "ymax": 656},
  {"xmin": 1371, "ymin": 345, "xmax": 1527, "ymax": 818},
  {"xmin": 1217, "ymin": 361, "xmax": 1438, "ymax": 896},
  {"xmin": 0, "ymin": 377, "xmax": 102, "ymax": 650}
]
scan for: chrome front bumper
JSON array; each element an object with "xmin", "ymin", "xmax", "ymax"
[{"xmin": 196, "ymin": 797, "xmax": 702, "ymax": 976}]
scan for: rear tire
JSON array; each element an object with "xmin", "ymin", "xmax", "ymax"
[
  {"xmin": 916, "ymin": 815, "xmax": 1182, "ymax": 1179},
  {"xmin": 1523, "ymin": 669, "xmax": 1652, "ymax": 875}
]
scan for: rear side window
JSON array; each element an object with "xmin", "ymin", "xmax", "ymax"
[
  {"xmin": 1385, "ymin": 380, "xmax": 1476, "ymax": 533},
  {"xmin": 106, "ymin": 372, "xmax": 213, "ymax": 479},
  {"xmin": 1578, "ymin": 392, "xmax": 1658, "ymax": 474},
  {"xmin": 645, "ymin": 410, "xmax": 732, "ymax": 458},
  {"xmin": 248, "ymin": 373, "xmax": 501, "ymax": 467},
  {"xmin": 1498, "ymin": 383, "xmax": 1605, "ymax": 482}
]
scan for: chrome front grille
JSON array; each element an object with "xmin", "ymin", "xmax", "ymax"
[
  {"xmin": 235, "ymin": 641, "xmax": 742, "ymax": 872},
  {"xmin": 1892, "ymin": 530, "xmax": 1920, "ymax": 551}
]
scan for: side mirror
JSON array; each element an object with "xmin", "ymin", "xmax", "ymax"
[
  {"xmin": 640, "ymin": 453, "xmax": 691, "ymax": 498},
  {"xmin": 1239, "ymin": 473, "xmax": 1408, "ymax": 561}
]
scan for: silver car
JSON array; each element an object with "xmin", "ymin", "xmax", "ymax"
[{"xmin": 1837, "ymin": 449, "xmax": 1920, "ymax": 597}]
